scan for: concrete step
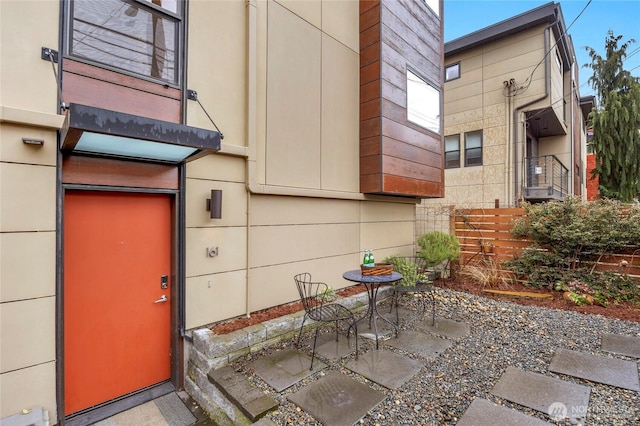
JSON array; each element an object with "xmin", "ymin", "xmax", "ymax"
[{"xmin": 207, "ymin": 366, "xmax": 278, "ymax": 423}]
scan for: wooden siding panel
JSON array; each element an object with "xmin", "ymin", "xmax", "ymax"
[
  {"xmin": 360, "ymin": 117, "xmax": 381, "ymax": 140},
  {"xmin": 360, "ymin": 98, "xmax": 381, "ymax": 122},
  {"xmin": 381, "ymin": 137, "xmax": 441, "ymax": 169},
  {"xmin": 382, "ymin": 174, "xmax": 442, "ymax": 197},
  {"xmin": 359, "ymin": 0, "xmax": 443, "ymax": 198},
  {"xmin": 360, "ymin": 155, "xmax": 382, "ymax": 175},
  {"xmin": 361, "ymin": 79, "xmax": 381, "ymax": 103},
  {"xmin": 360, "ymin": 3, "xmax": 381, "ymax": 33},
  {"xmin": 361, "ymin": 136, "xmax": 382, "ymax": 157},
  {"xmin": 361, "ymin": 41, "xmax": 381, "ymax": 67},
  {"xmin": 360, "ymin": 22, "xmax": 381, "ymax": 50},
  {"xmin": 382, "ymin": 117, "xmax": 440, "ymax": 153},
  {"xmin": 382, "ymin": 156, "xmax": 442, "ymax": 182},
  {"xmin": 62, "ymin": 156, "xmax": 178, "ymax": 190},
  {"xmin": 62, "ymin": 60, "xmax": 181, "ymax": 123},
  {"xmin": 380, "ymin": 6, "xmax": 440, "ymax": 78}
]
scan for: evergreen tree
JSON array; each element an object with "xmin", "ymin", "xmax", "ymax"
[{"xmin": 584, "ymin": 31, "xmax": 640, "ymax": 202}]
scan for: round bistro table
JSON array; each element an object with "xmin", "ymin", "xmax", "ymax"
[{"xmin": 342, "ymin": 269, "xmax": 403, "ymax": 349}]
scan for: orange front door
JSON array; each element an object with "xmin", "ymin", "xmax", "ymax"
[{"xmin": 64, "ymin": 191, "xmax": 172, "ymax": 415}]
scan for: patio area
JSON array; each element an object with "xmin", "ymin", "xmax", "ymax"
[{"xmin": 191, "ymin": 287, "xmax": 640, "ymax": 425}]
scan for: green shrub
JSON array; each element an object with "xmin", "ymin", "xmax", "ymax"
[
  {"xmin": 504, "ymin": 198, "xmax": 640, "ymax": 305},
  {"xmin": 417, "ymin": 231, "xmax": 460, "ymax": 268},
  {"xmin": 384, "ymin": 256, "xmax": 417, "ymax": 287}
]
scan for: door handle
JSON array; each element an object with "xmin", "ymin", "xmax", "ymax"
[{"xmin": 154, "ymin": 295, "xmax": 168, "ymax": 304}]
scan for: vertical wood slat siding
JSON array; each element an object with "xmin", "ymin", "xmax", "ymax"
[
  {"xmin": 453, "ymin": 208, "xmax": 640, "ymax": 280},
  {"xmin": 359, "ymin": 0, "xmax": 444, "ymax": 198}
]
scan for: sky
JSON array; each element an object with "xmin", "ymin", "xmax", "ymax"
[{"xmin": 443, "ymin": 0, "xmax": 640, "ymax": 99}]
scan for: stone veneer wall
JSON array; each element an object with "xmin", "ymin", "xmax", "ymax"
[{"xmin": 184, "ymin": 289, "xmax": 382, "ymax": 425}]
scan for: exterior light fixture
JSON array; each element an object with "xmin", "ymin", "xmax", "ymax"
[
  {"xmin": 22, "ymin": 137, "xmax": 45, "ymax": 146},
  {"xmin": 206, "ymin": 190, "xmax": 222, "ymax": 219}
]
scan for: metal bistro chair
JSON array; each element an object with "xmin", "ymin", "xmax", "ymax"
[
  {"xmin": 388, "ymin": 256, "xmax": 436, "ymax": 326},
  {"xmin": 294, "ymin": 273, "xmax": 358, "ymax": 370}
]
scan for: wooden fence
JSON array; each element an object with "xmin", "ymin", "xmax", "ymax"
[{"xmin": 452, "ymin": 208, "xmax": 640, "ymax": 280}]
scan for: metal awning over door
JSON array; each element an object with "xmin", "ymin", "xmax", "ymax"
[{"xmin": 60, "ymin": 103, "xmax": 221, "ymax": 164}]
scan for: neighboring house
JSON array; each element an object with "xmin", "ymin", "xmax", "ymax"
[
  {"xmin": 0, "ymin": 0, "xmax": 443, "ymax": 425},
  {"xmin": 427, "ymin": 1, "xmax": 592, "ymax": 209}
]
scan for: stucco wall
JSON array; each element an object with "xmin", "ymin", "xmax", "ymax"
[
  {"xmin": 0, "ymin": 0, "xmax": 62, "ymax": 420},
  {"xmin": 430, "ymin": 24, "xmax": 576, "ymax": 210},
  {"xmin": 184, "ymin": 0, "xmax": 417, "ymax": 329}
]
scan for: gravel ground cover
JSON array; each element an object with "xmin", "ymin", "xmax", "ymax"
[{"xmin": 230, "ymin": 287, "xmax": 640, "ymax": 426}]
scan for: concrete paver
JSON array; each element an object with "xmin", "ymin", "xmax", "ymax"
[
  {"xmin": 384, "ymin": 330, "xmax": 452, "ymax": 358},
  {"xmin": 549, "ymin": 348, "xmax": 640, "ymax": 391},
  {"xmin": 417, "ymin": 317, "xmax": 470, "ymax": 339},
  {"xmin": 344, "ymin": 349, "xmax": 423, "ymax": 389},
  {"xmin": 490, "ymin": 366, "xmax": 590, "ymax": 424},
  {"xmin": 287, "ymin": 371, "xmax": 386, "ymax": 426},
  {"xmin": 600, "ymin": 333, "xmax": 640, "ymax": 358},
  {"xmin": 456, "ymin": 398, "xmax": 553, "ymax": 426},
  {"xmin": 314, "ymin": 333, "xmax": 358, "ymax": 360},
  {"xmin": 249, "ymin": 349, "xmax": 326, "ymax": 392}
]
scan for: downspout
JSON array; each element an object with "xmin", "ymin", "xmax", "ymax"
[
  {"xmin": 504, "ymin": 82, "xmax": 512, "ymax": 206},
  {"xmin": 512, "ymin": 21, "xmax": 555, "ymax": 205},
  {"xmin": 245, "ymin": 0, "xmax": 257, "ymax": 318}
]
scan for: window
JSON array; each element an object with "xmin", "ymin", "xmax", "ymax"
[
  {"xmin": 555, "ymin": 49, "xmax": 562, "ymax": 72},
  {"xmin": 422, "ymin": 0, "xmax": 440, "ymax": 17},
  {"xmin": 465, "ymin": 131, "xmax": 483, "ymax": 166},
  {"xmin": 445, "ymin": 62, "xmax": 460, "ymax": 81},
  {"xmin": 68, "ymin": 0, "xmax": 182, "ymax": 85},
  {"xmin": 407, "ymin": 69, "xmax": 441, "ymax": 134},
  {"xmin": 444, "ymin": 135, "xmax": 460, "ymax": 168}
]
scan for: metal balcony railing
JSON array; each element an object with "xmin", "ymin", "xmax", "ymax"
[{"xmin": 524, "ymin": 155, "xmax": 569, "ymax": 200}]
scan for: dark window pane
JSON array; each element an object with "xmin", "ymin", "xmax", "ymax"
[
  {"xmin": 445, "ymin": 151, "xmax": 460, "ymax": 168},
  {"xmin": 465, "ymin": 131, "xmax": 483, "ymax": 166},
  {"xmin": 70, "ymin": 0, "xmax": 178, "ymax": 84},
  {"xmin": 466, "ymin": 147, "xmax": 483, "ymax": 166}
]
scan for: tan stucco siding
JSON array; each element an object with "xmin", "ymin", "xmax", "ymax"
[
  {"xmin": 264, "ymin": 1, "xmax": 360, "ymax": 192},
  {"xmin": 0, "ymin": 1, "xmax": 59, "ymax": 113},
  {"xmin": 186, "ymin": 0, "xmax": 248, "ymax": 148},
  {"xmin": 183, "ymin": 0, "xmax": 415, "ymax": 327},
  {"xmin": 1, "ymin": 122, "xmax": 58, "ymax": 420},
  {"xmin": 246, "ymin": 196, "xmax": 415, "ymax": 314},
  {"xmin": 434, "ymin": 25, "xmax": 555, "ymax": 208},
  {"xmin": 185, "ymin": 192, "xmax": 416, "ymax": 327}
]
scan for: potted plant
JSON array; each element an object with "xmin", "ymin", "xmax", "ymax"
[{"xmin": 417, "ymin": 231, "xmax": 460, "ymax": 278}]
